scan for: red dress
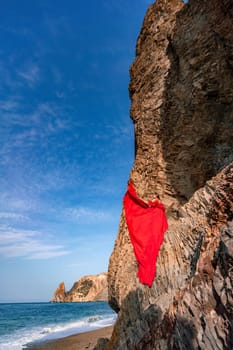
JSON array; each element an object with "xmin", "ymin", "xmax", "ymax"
[{"xmin": 123, "ymin": 182, "xmax": 168, "ymax": 287}]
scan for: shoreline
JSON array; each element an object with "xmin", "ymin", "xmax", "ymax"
[{"xmin": 24, "ymin": 325, "xmax": 113, "ymax": 350}]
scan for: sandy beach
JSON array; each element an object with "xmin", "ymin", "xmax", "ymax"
[{"xmin": 25, "ymin": 325, "xmax": 113, "ymax": 350}]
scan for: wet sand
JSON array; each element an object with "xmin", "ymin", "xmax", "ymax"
[{"xmin": 25, "ymin": 325, "xmax": 113, "ymax": 350}]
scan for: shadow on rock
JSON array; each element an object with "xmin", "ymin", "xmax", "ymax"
[{"xmin": 94, "ymin": 289, "xmax": 198, "ymax": 350}]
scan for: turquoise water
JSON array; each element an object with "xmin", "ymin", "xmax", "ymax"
[{"xmin": 0, "ymin": 302, "xmax": 116, "ymax": 350}]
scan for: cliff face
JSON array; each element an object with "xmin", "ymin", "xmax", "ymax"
[
  {"xmin": 105, "ymin": 0, "xmax": 233, "ymax": 349},
  {"xmin": 51, "ymin": 273, "xmax": 108, "ymax": 302}
]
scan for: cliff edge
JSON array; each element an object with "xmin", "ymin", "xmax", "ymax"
[{"xmin": 99, "ymin": 0, "xmax": 233, "ymax": 349}]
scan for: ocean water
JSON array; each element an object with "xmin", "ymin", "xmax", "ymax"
[{"xmin": 0, "ymin": 302, "xmax": 117, "ymax": 350}]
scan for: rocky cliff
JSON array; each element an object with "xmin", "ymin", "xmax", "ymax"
[
  {"xmin": 51, "ymin": 273, "xmax": 108, "ymax": 302},
  {"xmin": 98, "ymin": 0, "xmax": 233, "ymax": 349}
]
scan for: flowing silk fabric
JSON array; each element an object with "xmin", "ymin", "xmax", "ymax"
[{"xmin": 123, "ymin": 182, "xmax": 168, "ymax": 287}]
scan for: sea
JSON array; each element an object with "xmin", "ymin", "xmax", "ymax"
[{"xmin": 0, "ymin": 301, "xmax": 117, "ymax": 350}]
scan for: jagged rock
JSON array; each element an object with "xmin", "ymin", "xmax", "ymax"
[
  {"xmin": 93, "ymin": 338, "xmax": 110, "ymax": 350},
  {"xmin": 52, "ymin": 282, "xmax": 66, "ymax": 303},
  {"xmin": 105, "ymin": 0, "xmax": 233, "ymax": 349},
  {"xmin": 51, "ymin": 273, "xmax": 108, "ymax": 302}
]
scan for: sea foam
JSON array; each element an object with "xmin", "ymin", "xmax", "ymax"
[
  {"xmin": 0, "ymin": 314, "xmax": 116, "ymax": 350},
  {"xmin": 0, "ymin": 303, "xmax": 116, "ymax": 350}
]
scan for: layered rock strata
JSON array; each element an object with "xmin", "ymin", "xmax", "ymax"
[
  {"xmin": 104, "ymin": 0, "xmax": 233, "ymax": 349},
  {"xmin": 51, "ymin": 273, "xmax": 108, "ymax": 302}
]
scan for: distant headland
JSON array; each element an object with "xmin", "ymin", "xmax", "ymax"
[{"xmin": 51, "ymin": 272, "xmax": 108, "ymax": 302}]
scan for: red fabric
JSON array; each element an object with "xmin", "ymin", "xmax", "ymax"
[{"xmin": 123, "ymin": 181, "xmax": 168, "ymax": 287}]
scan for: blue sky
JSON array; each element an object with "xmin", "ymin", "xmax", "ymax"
[{"xmin": 0, "ymin": 0, "xmax": 153, "ymax": 302}]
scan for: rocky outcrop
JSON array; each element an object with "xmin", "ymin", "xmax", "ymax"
[
  {"xmin": 103, "ymin": 0, "xmax": 233, "ymax": 349},
  {"xmin": 51, "ymin": 273, "xmax": 108, "ymax": 302},
  {"xmin": 52, "ymin": 282, "xmax": 66, "ymax": 303}
]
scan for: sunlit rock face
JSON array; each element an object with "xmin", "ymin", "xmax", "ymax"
[
  {"xmin": 51, "ymin": 273, "xmax": 108, "ymax": 302},
  {"xmin": 106, "ymin": 0, "xmax": 233, "ymax": 348}
]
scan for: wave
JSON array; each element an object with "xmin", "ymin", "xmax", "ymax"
[{"xmin": 0, "ymin": 313, "xmax": 117, "ymax": 350}]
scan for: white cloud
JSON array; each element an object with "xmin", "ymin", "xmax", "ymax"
[
  {"xmin": 0, "ymin": 212, "xmax": 29, "ymax": 221},
  {"xmin": 0, "ymin": 225, "xmax": 70, "ymax": 260},
  {"xmin": 0, "ymin": 192, "xmax": 38, "ymax": 213},
  {"xmin": 66, "ymin": 206, "xmax": 113, "ymax": 223},
  {"xmin": 56, "ymin": 91, "xmax": 65, "ymax": 99},
  {"xmin": 0, "ymin": 99, "xmax": 71, "ymax": 138},
  {"xmin": 0, "ymin": 99, "xmax": 20, "ymax": 112},
  {"xmin": 0, "ymin": 227, "xmax": 37, "ymax": 244},
  {"xmin": 17, "ymin": 64, "xmax": 40, "ymax": 87},
  {"xmin": 26, "ymin": 250, "xmax": 69, "ymax": 260}
]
